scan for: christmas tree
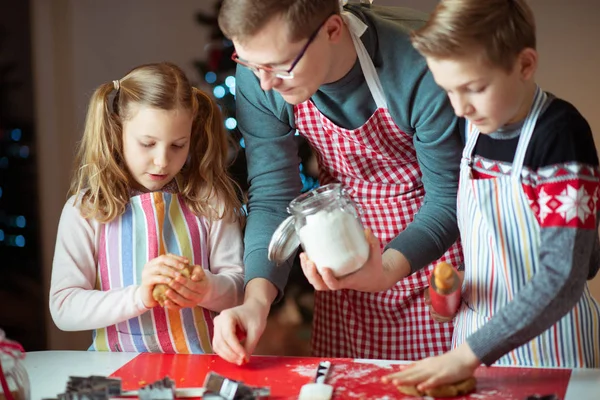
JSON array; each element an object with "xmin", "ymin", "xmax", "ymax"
[{"xmin": 193, "ymin": 1, "xmax": 319, "ymax": 197}]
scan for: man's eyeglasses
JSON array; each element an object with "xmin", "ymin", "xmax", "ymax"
[{"xmin": 231, "ymin": 13, "xmax": 335, "ymax": 80}]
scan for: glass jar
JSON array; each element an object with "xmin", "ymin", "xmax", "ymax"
[
  {"xmin": 268, "ymin": 183, "xmax": 369, "ymax": 277},
  {"xmin": 0, "ymin": 329, "xmax": 29, "ymax": 400}
]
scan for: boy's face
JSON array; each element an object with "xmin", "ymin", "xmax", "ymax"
[
  {"xmin": 426, "ymin": 49, "xmax": 536, "ymax": 134},
  {"xmin": 232, "ymin": 15, "xmax": 334, "ymax": 105},
  {"xmin": 122, "ymin": 106, "xmax": 192, "ymax": 192}
]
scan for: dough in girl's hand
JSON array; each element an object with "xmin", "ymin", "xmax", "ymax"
[
  {"xmin": 152, "ymin": 264, "xmax": 197, "ymax": 307},
  {"xmin": 397, "ymin": 377, "xmax": 476, "ymax": 398}
]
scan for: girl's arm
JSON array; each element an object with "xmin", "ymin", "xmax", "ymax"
[
  {"xmin": 198, "ymin": 212, "xmax": 245, "ymax": 312},
  {"xmin": 49, "ymin": 197, "xmax": 150, "ymax": 331}
]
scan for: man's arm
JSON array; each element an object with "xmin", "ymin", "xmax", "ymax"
[
  {"xmin": 235, "ymin": 66, "xmax": 303, "ymax": 300},
  {"xmin": 386, "ymin": 68, "xmax": 462, "ymax": 273}
]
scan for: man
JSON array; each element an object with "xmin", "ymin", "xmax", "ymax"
[{"xmin": 213, "ymin": 0, "xmax": 463, "ymax": 364}]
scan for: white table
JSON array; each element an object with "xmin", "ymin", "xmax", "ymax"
[
  {"xmin": 22, "ymin": 351, "xmax": 600, "ymax": 399},
  {"xmin": 23, "ymin": 351, "xmax": 136, "ymax": 399}
]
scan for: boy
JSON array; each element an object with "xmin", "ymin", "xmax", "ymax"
[{"xmin": 384, "ymin": 0, "xmax": 600, "ymax": 391}]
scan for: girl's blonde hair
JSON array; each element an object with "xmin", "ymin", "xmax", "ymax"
[
  {"xmin": 411, "ymin": 0, "xmax": 536, "ymax": 72},
  {"xmin": 69, "ymin": 62, "xmax": 243, "ymax": 224}
]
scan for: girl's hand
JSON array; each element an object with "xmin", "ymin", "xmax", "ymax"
[
  {"xmin": 381, "ymin": 343, "xmax": 480, "ymax": 391},
  {"xmin": 140, "ymin": 253, "xmax": 189, "ymax": 308},
  {"xmin": 162, "ymin": 265, "xmax": 210, "ymax": 309}
]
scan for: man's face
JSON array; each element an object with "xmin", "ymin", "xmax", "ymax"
[{"xmin": 232, "ymin": 15, "xmax": 332, "ymax": 105}]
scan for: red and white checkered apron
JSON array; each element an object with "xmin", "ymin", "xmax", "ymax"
[{"xmin": 292, "ymin": 11, "xmax": 463, "ymax": 360}]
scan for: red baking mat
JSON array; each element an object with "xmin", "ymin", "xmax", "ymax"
[{"xmin": 110, "ymin": 353, "xmax": 571, "ymax": 399}]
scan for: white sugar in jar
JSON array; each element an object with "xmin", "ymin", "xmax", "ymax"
[
  {"xmin": 268, "ymin": 183, "xmax": 369, "ymax": 278},
  {"xmin": 298, "ymin": 208, "xmax": 369, "ymax": 277}
]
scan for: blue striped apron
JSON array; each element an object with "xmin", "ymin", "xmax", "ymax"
[
  {"xmin": 453, "ymin": 87, "xmax": 600, "ymax": 367},
  {"xmin": 90, "ymin": 191, "xmax": 214, "ymax": 354}
]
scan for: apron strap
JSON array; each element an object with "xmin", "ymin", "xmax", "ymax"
[
  {"xmin": 511, "ymin": 86, "xmax": 547, "ymax": 178},
  {"xmin": 462, "ymin": 120, "xmax": 479, "ymax": 170},
  {"xmin": 341, "ymin": 11, "xmax": 388, "ymax": 109},
  {"xmin": 462, "ymin": 86, "xmax": 547, "ymax": 178}
]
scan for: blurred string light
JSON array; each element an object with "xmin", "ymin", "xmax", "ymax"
[
  {"xmin": 225, "ymin": 117, "xmax": 237, "ymax": 130},
  {"xmin": 19, "ymin": 145, "xmax": 29, "ymax": 158},
  {"xmin": 15, "ymin": 215, "xmax": 26, "ymax": 228},
  {"xmin": 205, "ymin": 71, "xmax": 217, "ymax": 84},
  {"xmin": 11, "ymin": 128, "xmax": 21, "ymax": 141},
  {"xmin": 213, "ymin": 85, "xmax": 226, "ymax": 99},
  {"xmin": 239, "ymin": 138, "xmax": 245, "ymax": 149},
  {"xmin": 0, "ymin": 186, "xmax": 2, "ymax": 198},
  {"xmin": 15, "ymin": 235, "xmax": 25, "ymax": 247},
  {"xmin": 225, "ymin": 76, "xmax": 235, "ymax": 89},
  {"xmin": 299, "ymin": 160, "xmax": 319, "ymax": 193}
]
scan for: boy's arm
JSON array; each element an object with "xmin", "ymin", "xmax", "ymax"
[
  {"xmin": 466, "ymin": 112, "xmax": 600, "ymax": 365},
  {"xmin": 49, "ymin": 198, "xmax": 149, "ymax": 331},
  {"xmin": 467, "ymin": 222, "xmax": 595, "ymax": 365}
]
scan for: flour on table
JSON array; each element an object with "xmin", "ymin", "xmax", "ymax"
[{"xmin": 291, "ymin": 364, "xmax": 319, "ymax": 378}]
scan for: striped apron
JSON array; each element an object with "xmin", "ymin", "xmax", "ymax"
[
  {"xmin": 295, "ymin": 11, "xmax": 463, "ymax": 360},
  {"xmin": 91, "ymin": 191, "xmax": 214, "ymax": 354},
  {"xmin": 454, "ymin": 87, "xmax": 600, "ymax": 367}
]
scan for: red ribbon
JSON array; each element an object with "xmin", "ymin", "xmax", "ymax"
[{"xmin": 0, "ymin": 336, "xmax": 26, "ymax": 400}]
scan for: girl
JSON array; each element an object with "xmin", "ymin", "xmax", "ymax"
[
  {"xmin": 49, "ymin": 62, "xmax": 245, "ymax": 354},
  {"xmin": 384, "ymin": 0, "xmax": 600, "ymax": 391}
]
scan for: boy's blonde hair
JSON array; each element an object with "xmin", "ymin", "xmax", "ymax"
[
  {"xmin": 411, "ymin": 0, "xmax": 536, "ymax": 72},
  {"xmin": 70, "ymin": 62, "xmax": 243, "ymax": 224},
  {"xmin": 218, "ymin": 0, "xmax": 340, "ymax": 44}
]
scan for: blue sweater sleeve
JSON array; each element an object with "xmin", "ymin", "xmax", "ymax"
[{"xmin": 235, "ymin": 68, "xmax": 301, "ymax": 299}]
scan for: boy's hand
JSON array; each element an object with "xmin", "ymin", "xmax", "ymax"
[
  {"xmin": 425, "ymin": 269, "xmax": 465, "ymax": 322},
  {"xmin": 140, "ymin": 253, "xmax": 189, "ymax": 308},
  {"xmin": 381, "ymin": 343, "xmax": 480, "ymax": 392},
  {"xmin": 424, "ymin": 289, "xmax": 456, "ymax": 323}
]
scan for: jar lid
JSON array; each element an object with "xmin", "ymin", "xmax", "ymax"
[{"xmin": 268, "ymin": 215, "xmax": 300, "ymax": 265}]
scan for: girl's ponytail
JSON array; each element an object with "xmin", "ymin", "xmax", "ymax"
[{"xmin": 69, "ymin": 82, "xmax": 129, "ymax": 222}]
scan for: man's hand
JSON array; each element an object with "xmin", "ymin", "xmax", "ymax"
[
  {"xmin": 299, "ymin": 228, "xmax": 410, "ymax": 292},
  {"xmin": 212, "ymin": 279, "xmax": 276, "ymax": 365}
]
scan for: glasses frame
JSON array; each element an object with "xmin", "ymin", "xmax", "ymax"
[{"xmin": 231, "ymin": 12, "xmax": 335, "ymax": 80}]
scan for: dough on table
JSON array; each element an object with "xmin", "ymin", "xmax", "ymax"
[
  {"xmin": 152, "ymin": 264, "xmax": 201, "ymax": 307},
  {"xmin": 397, "ymin": 377, "xmax": 476, "ymax": 398}
]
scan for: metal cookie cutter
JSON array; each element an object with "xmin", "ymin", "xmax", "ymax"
[{"xmin": 202, "ymin": 372, "xmax": 270, "ymax": 400}]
